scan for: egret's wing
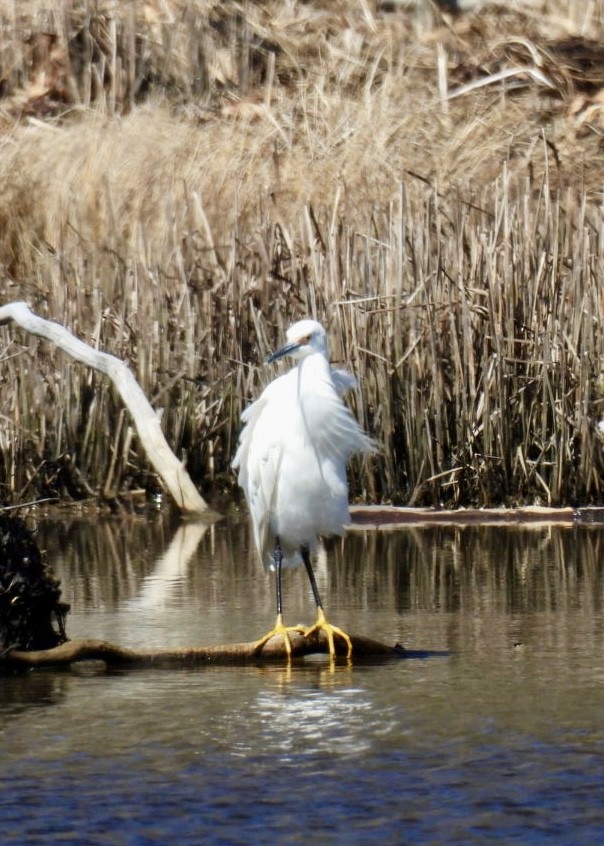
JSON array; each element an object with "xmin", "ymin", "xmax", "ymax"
[
  {"xmin": 232, "ymin": 378, "xmax": 286, "ymax": 565},
  {"xmin": 299, "ymin": 371, "xmax": 376, "ymax": 463},
  {"xmin": 330, "ymin": 368, "xmax": 357, "ymax": 397},
  {"xmin": 232, "ymin": 376, "xmax": 283, "ymax": 480}
]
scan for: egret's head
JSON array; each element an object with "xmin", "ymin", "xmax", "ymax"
[{"xmin": 267, "ymin": 319, "xmax": 327, "ymax": 363}]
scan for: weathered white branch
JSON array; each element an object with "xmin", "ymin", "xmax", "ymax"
[{"xmin": 0, "ymin": 301, "xmax": 210, "ymax": 514}]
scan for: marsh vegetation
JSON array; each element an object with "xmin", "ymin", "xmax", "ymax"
[{"xmin": 1, "ymin": 0, "xmax": 604, "ymax": 508}]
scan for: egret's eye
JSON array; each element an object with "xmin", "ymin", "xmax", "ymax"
[{"xmin": 298, "ymin": 335, "xmax": 311, "ymax": 345}]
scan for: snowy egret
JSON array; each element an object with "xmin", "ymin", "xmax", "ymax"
[{"xmin": 232, "ymin": 318, "xmax": 375, "ymax": 657}]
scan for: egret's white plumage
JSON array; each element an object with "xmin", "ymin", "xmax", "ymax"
[{"xmin": 233, "ymin": 318, "xmax": 375, "ymax": 656}]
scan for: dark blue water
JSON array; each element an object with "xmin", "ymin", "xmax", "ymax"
[
  {"xmin": 4, "ymin": 740, "xmax": 603, "ymax": 845},
  {"xmin": 2, "ymin": 517, "xmax": 604, "ymax": 844}
]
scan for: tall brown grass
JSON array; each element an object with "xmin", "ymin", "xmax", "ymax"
[{"xmin": 1, "ymin": 0, "xmax": 604, "ymax": 508}]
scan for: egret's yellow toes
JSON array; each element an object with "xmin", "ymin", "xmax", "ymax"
[
  {"xmin": 304, "ymin": 608, "xmax": 353, "ymax": 657},
  {"xmin": 253, "ymin": 613, "xmax": 305, "ymax": 657}
]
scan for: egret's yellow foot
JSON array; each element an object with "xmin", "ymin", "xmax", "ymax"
[
  {"xmin": 253, "ymin": 613, "xmax": 305, "ymax": 657},
  {"xmin": 304, "ymin": 608, "xmax": 353, "ymax": 657}
]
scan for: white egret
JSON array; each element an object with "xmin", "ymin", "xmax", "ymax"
[{"xmin": 232, "ymin": 318, "xmax": 375, "ymax": 657}]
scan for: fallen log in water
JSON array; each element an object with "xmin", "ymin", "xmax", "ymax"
[{"xmin": 3, "ymin": 632, "xmax": 405, "ymax": 671}]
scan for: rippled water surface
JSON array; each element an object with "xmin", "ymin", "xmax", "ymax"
[{"xmin": 2, "ymin": 513, "xmax": 604, "ymax": 844}]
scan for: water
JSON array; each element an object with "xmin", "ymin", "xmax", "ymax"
[{"xmin": 2, "ymin": 513, "xmax": 604, "ymax": 844}]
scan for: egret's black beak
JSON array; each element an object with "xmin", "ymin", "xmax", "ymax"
[{"xmin": 266, "ymin": 340, "xmax": 301, "ymax": 364}]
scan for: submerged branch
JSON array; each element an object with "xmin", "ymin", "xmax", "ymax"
[
  {"xmin": 0, "ymin": 301, "xmax": 210, "ymax": 515},
  {"xmin": 3, "ymin": 632, "xmax": 405, "ymax": 670}
]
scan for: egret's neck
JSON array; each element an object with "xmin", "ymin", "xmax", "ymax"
[{"xmin": 295, "ymin": 350, "xmax": 330, "ymax": 390}]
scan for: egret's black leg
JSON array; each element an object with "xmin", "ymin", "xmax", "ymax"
[
  {"xmin": 301, "ymin": 546, "xmax": 353, "ymax": 657},
  {"xmin": 253, "ymin": 536, "xmax": 304, "ymax": 657},
  {"xmin": 301, "ymin": 545, "xmax": 324, "ymax": 610},
  {"xmin": 275, "ymin": 536, "xmax": 284, "ymax": 617}
]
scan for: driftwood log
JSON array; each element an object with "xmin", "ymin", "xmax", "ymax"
[
  {"xmin": 3, "ymin": 632, "xmax": 405, "ymax": 671},
  {"xmin": 0, "ymin": 301, "xmax": 210, "ymax": 515}
]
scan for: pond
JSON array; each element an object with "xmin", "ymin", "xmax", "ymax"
[{"xmin": 2, "ymin": 511, "xmax": 604, "ymax": 844}]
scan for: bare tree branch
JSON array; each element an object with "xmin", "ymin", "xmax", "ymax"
[{"xmin": 0, "ymin": 301, "xmax": 211, "ymax": 515}]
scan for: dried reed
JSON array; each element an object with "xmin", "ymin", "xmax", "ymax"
[{"xmin": 1, "ymin": 1, "xmax": 604, "ymax": 507}]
